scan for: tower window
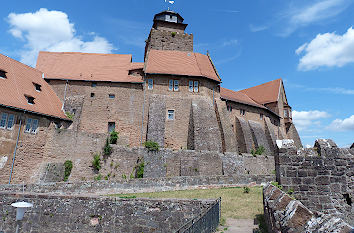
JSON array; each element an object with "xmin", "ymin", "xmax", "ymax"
[
  {"xmin": 91, "ymin": 82, "xmax": 97, "ymax": 87},
  {"xmin": 167, "ymin": 110, "xmax": 175, "ymax": 120},
  {"xmin": 189, "ymin": 81, "xmax": 199, "ymax": 93},
  {"xmin": 33, "ymin": 83, "xmax": 42, "ymax": 92},
  {"xmin": 0, "ymin": 113, "xmax": 8, "ymax": 128},
  {"xmin": 25, "ymin": 95, "xmax": 35, "ymax": 105},
  {"xmin": 260, "ymin": 114, "xmax": 264, "ymax": 120},
  {"xmin": 108, "ymin": 122, "xmax": 115, "ymax": 133},
  {"xmin": 109, "ymin": 94, "xmax": 115, "ymax": 99},
  {"xmin": 91, "ymin": 93, "xmax": 95, "ymax": 98},
  {"xmin": 0, "ymin": 70, "xmax": 7, "ymax": 79},
  {"xmin": 240, "ymin": 109, "xmax": 246, "ymax": 116},
  {"xmin": 169, "ymin": 80, "xmax": 179, "ymax": 91},
  {"xmin": 7, "ymin": 114, "xmax": 15, "ymax": 129},
  {"xmin": 148, "ymin": 79, "xmax": 153, "ymax": 90},
  {"xmin": 25, "ymin": 118, "xmax": 39, "ymax": 134},
  {"xmin": 227, "ymin": 106, "xmax": 232, "ymax": 112}
]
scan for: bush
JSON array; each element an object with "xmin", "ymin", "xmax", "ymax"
[
  {"xmin": 63, "ymin": 160, "xmax": 73, "ymax": 181},
  {"xmin": 92, "ymin": 153, "xmax": 101, "ymax": 171},
  {"xmin": 94, "ymin": 174, "xmax": 102, "ymax": 181},
  {"xmin": 271, "ymin": 181, "xmax": 283, "ymax": 190},
  {"xmin": 136, "ymin": 162, "xmax": 144, "ymax": 178},
  {"xmin": 103, "ymin": 138, "xmax": 112, "ymax": 156},
  {"xmin": 251, "ymin": 145, "xmax": 265, "ymax": 156},
  {"xmin": 144, "ymin": 141, "xmax": 160, "ymax": 151},
  {"xmin": 171, "ymin": 31, "xmax": 177, "ymax": 37},
  {"xmin": 243, "ymin": 186, "xmax": 250, "ymax": 193},
  {"xmin": 109, "ymin": 131, "xmax": 119, "ymax": 144},
  {"xmin": 65, "ymin": 111, "xmax": 74, "ymax": 120}
]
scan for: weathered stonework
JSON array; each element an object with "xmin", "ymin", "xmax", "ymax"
[
  {"xmin": 263, "ymin": 184, "xmax": 353, "ymax": 233},
  {"xmin": 276, "ymin": 139, "xmax": 354, "ymax": 225},
  {"xmin": 0, "ymin": 192, "xmax": 218, "ymax": 233}
]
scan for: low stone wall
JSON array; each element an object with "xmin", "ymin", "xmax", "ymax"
[
  {"xmin": 0, "ymin": 192, "xmax": 218, "ymax": 233},
  {"xmin": 276, "ymin": 139, "xmax": 354, "ymax": 225},
  {"xmin": 0, "ymin": 175, "xmax": 274, "ymax": 196},
  {"xmin": 263, "ymin": 184, "xmax": 353, "ymax": 233}
]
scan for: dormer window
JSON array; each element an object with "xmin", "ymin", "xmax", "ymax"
[
  {"xmin": 25, "ymin": 95, "xmax": 35, "ymax": 105},
  {"xmin": 0, "ymin": 70, "xmax": 7, "ymax": 79},
  {"xmin": 33, "ymin": 83, "xmax": 41, "ymax": 92}
]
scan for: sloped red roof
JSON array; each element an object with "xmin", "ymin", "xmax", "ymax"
[
  {"xmin": 0, "ymin": 53, "xmax": 67, "ymax": 120},
  {"xmin": 130, "ymin": 62, "xmax": 144, "ymax": 70},
  {"xmin": 220, "ymin": 87, "xmax": 267, "ymax": 109},
  {"xmin": 239, "ymin": 79, "xmax": 282, "ymax": 104},
  {"xmin": 36, "ymin": 51, "xmax": 143, "ymax": 83},
  {"xmin": 145, "ymin": 50, "xmax": 221, "ymax": 82}
]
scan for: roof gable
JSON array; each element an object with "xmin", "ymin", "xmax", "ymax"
[
  {"xmin": 144, "ymin": 50, "xmax": 221, "ymax": 82},
  {"xmin": 0, "ymin": 53, "xmax": 67, "ymax": 120},
  {"xmin": 220, "ymin": 87, "xmax": 267, "ymax": 109},
  {"xmin": 36, "ymin": 51, "xmax": 143, "ymax": 83},
  {"xmin": 239, "ymin": 79, "xmax": 282, "ymax": 104}
]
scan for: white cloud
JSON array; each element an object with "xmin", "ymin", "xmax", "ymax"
[
  {"xmin": 249, "ymin": 24, "xmax": 268, "ymax": 32},
  {"xmin": 296, "ymin": 27, "xmax": 354, "ymax": 70},
  {"xmin": 7, "ymin": 8, "xmax": 114, "ymax": 66},
  {"xmin": 328, "ymin": 115, "xmax": 354, "ymax": 131},
  {"xmin": 281, "ymin": 0, "xmax": 351, "ymax": 36},
  {"xmin": 292, "ymin": 110, "xmax": 330, "ymax": 131}
]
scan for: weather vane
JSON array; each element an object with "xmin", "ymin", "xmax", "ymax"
[{"xmin": 165, "ymin": 0, "xmax": 175, "ymax": 10}]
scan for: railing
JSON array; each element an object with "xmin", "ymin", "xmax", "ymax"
[{"xmin": 175, "ymin": 198, "xmax": 221, "ymax": 233}]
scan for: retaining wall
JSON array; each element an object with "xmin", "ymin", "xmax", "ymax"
[{"xmin": 0, "ymin": 192, "xmax": 217, "ymax": 233}]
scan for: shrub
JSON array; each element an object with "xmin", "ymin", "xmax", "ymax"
[
  {"xmin": 287, "ymin": 188, "xmax": 294, "ymax": 195},
  {"xmin": 251, "ymin": 149, "xmax": 256, "ymax": 157},
  {"xmin": 243, "ymin": 186, "xmax": 250, "ymax": 193},
  {"xmin": 136, "ymin": 162, "xmax": 144, "ymax": 178},
  {"xmin": 109, "ymin": 131, "xmax": 119, "ymax": 144},
  {"xmin": 171, "ymin": 31, "xmax": 177, "ymax": 37},
  {"xmin": 65, "ymin": 111, "xmax": 74, "ymax": 120},
  {"xmin": 63, "ymin": 160, "xmax": 73, "ymax": 182},
  {"xmin": 103, "ymin": 138, "xmax": 112, "ymax": 156},
  {"xmin": 92, "ymin": 153, "xmax": 101, "ymax": 171},
  {"xmin": 122, "ymin": 174, "xmax": 127, "ymax": 179},
  {"xmin": 256, "ymin": 145, "xmax": 265, "ymax": 155},
  {"xmin": 144, "ymin": 141, "xmax": 160, "ymax": 151},
  {"xmin": 271, "ymin": 181, "xmax": 283, "ymax": 190},
  {"xmin": 94, "ymin": 174, "xmax": 102, "ymax": 181}
]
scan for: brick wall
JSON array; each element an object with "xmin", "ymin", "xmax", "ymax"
[
  {"xmin": 0, "ymin": 192, "xmax": 216, "ymax": 233},
  {"xmin": 276, "ymin": 139, "xmax": 354, "ymax": 225},
  {"xmin": 263, "ymin": 184, "xmax": 352, "ymax": 232}
]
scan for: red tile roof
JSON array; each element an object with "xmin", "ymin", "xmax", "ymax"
[
  {"xmin": 0, "ymin": 53, "xmax": 68, "ymax": 120},
  {"xmin": 130, "ymin": 62, "xmax": 144, "ymax": 70},
  {"xmin": 36, "ymin": 51, "xmax": 143, "ymax": 83},
  {"xmin": 220, "ymin": 87, "xmax": 267, "ymax": 109},
  {"xmin": 239, "ymin": 79, "xmax": 282, "ymax": 104},
  {"xmin": 144, "ymin": 50, "xmax": 221, "ymax": 82}
]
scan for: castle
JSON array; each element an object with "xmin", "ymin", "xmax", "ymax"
[{"xmin": 0, "ymin": 10, "xmax": 301, "ymax": 184}]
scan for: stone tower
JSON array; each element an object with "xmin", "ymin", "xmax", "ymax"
[{"xmin": 144, "ymin": 10, "xmax": 194, "ymax": 59}]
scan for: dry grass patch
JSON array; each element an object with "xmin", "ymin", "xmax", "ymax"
[{"xmin": 113, "ymin": 186, "xmax": 264, "ymax": 220}]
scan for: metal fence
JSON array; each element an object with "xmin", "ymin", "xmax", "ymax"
[{"xmin": 175, "ymin": 198, "xmax": 221, "ymax": 233}]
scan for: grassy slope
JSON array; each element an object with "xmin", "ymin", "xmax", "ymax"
[{"xmin": 113, "ymin": 186, "xmax": 264, "ymax": 220}]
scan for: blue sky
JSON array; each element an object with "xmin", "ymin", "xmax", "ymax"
[{"xmin": 1, "ymin": 0, "xmax": 353, "ymax": 147}]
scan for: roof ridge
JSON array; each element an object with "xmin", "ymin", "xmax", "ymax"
[
  {"xmin": 38, "ymin": 51, "xmax": 132, "ymax": 56},
  {"xmin": 0, "ymin": 53, "xmax": 42, "ymax": 75}
]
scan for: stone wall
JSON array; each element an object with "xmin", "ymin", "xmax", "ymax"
[
  {"xmin": 263, "ymin": 184, "xmax": 352, "ymax": 233},
  {"xmin": 0, "ymin": 175, "xmax": 274, "ymax": 196},
  {"xmin": 0, "ymin": 192, "xmax": 217, "ymax": 233},
  {"xmin": 276, "ymin": 139, "xmax": 354, "ymax": 225}
]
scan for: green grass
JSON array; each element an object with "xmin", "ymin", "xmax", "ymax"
[{"xmin": 112, "ymin": 186, "xmax": 264, "ymax": 220}]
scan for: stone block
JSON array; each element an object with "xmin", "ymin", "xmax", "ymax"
[{"xmin": 315, "ymin": 176, "xmax": 330, "ymax": 185}]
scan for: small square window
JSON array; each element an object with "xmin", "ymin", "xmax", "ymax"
[
  {"xmin": 0, "ymin": 70, "xmax": 7, "ymax": 79},
  {"xmin": 260, "ymin": 114, "xmax": 264, "ymax": 120},
  {"xmin": 0, "ymin": 113, "xmax": 8, "ymax": 128},
  {"xmin": 148, "ymin": 79, "xmax": 153, "ymax": 90},
  {"xmin": 167, "ymin": 110, "xmax": 175, "ymax": 120},
  {"xmin": 108, "ymin": 122, "xmax": 115, "ymax": 132},
  {"xmin": 91, "ymin": 93, "xmax": 95, "ymax": 98},
  {"xmin": 33, "ymin": 83, "xmax": 41, "ymax": 92},
  {"xmin": 25, "ymin": 95, "xmax": 35, "ymax": 105},
  {"xmin": 240, "ymin": 109, "xmax": 246, "ymax": 116},
  {"xmin": 109, "ymin": 94, "xmax": 115, "ymax": 99},
  {"xmin": 227, "ymin": 106, "xmax": 232, "ymax": 112},
  {"xmin": 91, "ymin": 82, "xmax": 97, "ymax": 87}
]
